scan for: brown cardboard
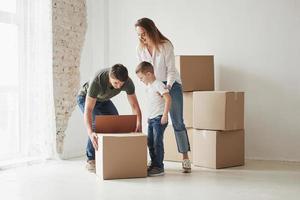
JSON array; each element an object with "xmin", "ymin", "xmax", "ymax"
[
  {"xmin": 96, "ymin": 133, "xmax": 147, "ymax": 180},
  {"xmin": 164, "ymin": 126, "xmax": 193, "ymax": 162},
  {"xmin": 183, "ymin": 92, "xmax": 193, "ymax": 128},
  {"xmin": 193, "ymin": 91, "xmax": 244, "ymax": 130},
  {"xmin": 95, "ymin": 115, "xmax": 137, "ymax": 133},
  {"xmin": 175, "ymin": 55, "xmax": 214, "ymax": 92},
  {"xmin": 193, "ymin": 129, "xmax": 245, "ymax": 169}
]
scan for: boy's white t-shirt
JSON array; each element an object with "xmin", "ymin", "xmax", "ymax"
[{"xmin": 147, "ymin": 80, "xmax": 169, "ymax": 119}]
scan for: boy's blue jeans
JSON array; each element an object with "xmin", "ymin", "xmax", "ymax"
[
  {"xmin": 77, "ymin": 95, "xmax": 119, "ymax": 161},
  {"xmin": 163, "ymin": 81, "xmax": 190, "ymax": 153},
  {"xmin": 148, "ymin": 115, "xmax": 168, "ymax": 169}
]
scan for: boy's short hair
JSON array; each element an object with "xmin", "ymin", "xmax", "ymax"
[
  {"xmin": 135, "ymin": 61, "xmax": 154, "ymax": 74},
  {"xmin": 109, "ymin": 64, "xmax": 128, "ymax": 82}
]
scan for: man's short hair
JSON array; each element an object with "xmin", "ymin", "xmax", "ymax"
[
  {"xmin": 109, "ymin": 64, "xmax": 128, "ymax": 82},
  {"xmin": 135, "ymin": 61, "xmax": 154, "ymax": 74}
]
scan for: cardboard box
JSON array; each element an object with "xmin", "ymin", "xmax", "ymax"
[
  {"xmin": 96, "ymin": 133, "xmax": 147, "ymax": 180},
  {"xmin": 193, "ymin": 91, "xmax": 244, "ymax": 130},
  {"xmin": 164, "ymin": 126, "xmax": 193, "ymax": 162},
  {"xmin": 183, "ymin": 92, "xmax": 193, "ymax": 128},
  {"xmin": 193, "ymin": 129, "xmax": 245, "ymax": 169},
  {"xmin": 175, "ymin": 55, "xmax": 214, "ymax": 92},
  {"xmin": 94, "ymin": 115, "xmax": 147, "ymax": 180}
]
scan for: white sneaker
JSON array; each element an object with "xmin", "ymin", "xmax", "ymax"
[
  {"xmin": 182, "ymin": 159, "xmax": 191, "ymax": 173},
  {"xmin": 86, "ymin": 160, "xmax": 96, "ymax": 173}
]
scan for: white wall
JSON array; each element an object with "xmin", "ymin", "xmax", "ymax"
[
  {"xmin": 65, "ymin": 0, "xmax": 300, "ymax": 161},
  {"xmin": 107, "ymin": 0, "xmax": 300, "ymax": 162},
  {"xmin": 62, "ymin": 0, "xmax": 108, "ymax": 158}
]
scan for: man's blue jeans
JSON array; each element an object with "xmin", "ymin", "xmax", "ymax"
[
  {"xmin": 77, "ymin": 95, "xmax": 119, "ymax": 160},
  {"xmin": 163, "ymin": 81, "xmax": 190, "ymax": 153},
  {"xmin": 148, "ymin": 115, "xmax": 168, "ymax": 169}
]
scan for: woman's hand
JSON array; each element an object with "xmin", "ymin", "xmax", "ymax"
[{"xmin": 165, "ymin": 84, "xmax": 172, "ymax": 90}]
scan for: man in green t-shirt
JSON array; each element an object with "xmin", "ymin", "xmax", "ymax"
[{"xmin": 77, "ymin": 64, "xmax": 142, "ymax": 172}]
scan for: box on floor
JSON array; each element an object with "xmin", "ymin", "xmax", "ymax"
[
  {"xmin": 96, "ymin": 133, "xmax": 147, "ymax": 180},
  {"xmin": 193, "ymin": 129, "xmax": 245, "ymax": 169},
  {"xmin": 95, "ymin": 115, "xmax": 147, "ymax": 180}
]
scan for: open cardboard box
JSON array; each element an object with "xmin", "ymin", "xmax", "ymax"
[{"xmin": 95, "ymin": 115, "xmax": 147, "ymax": 180}]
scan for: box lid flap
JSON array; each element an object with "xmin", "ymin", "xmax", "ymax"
[{"xmin": 95, "ymin": 115, "xmax": 137, "ymax": 133}]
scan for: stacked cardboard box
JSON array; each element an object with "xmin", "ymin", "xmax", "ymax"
[
  {"xmin": 95, "ymin": 115, "xmax": 147, "ymax": 180},
  {"xmin": 193, "ymin": 91, "xmax": 244, "ymax": 130},
  {"xmin": 164, "ymin": 126, "xmax": 193, "ymax": 162},
  {"xmin": 164, "ymin": 55, "xmax": 214, "ymax": 162},
  {"xmin": 193, "ymin": 129, "xmax": 244, "ymax": 168},
  {"xmin": 175, "ymin": 55, "xmax": 214, "ymax": 92},
  {"xmin": 192, "ymin": 91, "xmax": 245, "ymax": 169},
  {"xmin": 164, "ymin": 55, "xmax": 245, "ymax": 169}
]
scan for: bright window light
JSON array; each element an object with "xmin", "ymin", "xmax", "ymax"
[
  {"xmin": 0, "ymin": 23, "xmax": 18, "ymax": 86},
  {"xmin": 0, "ymin": 0, "xmax": 16, "ymax": 13}
]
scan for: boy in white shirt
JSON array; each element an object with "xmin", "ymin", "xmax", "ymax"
[{"xmin": 136, "ymin": 61, "xmax": 172, "ymax": 176}]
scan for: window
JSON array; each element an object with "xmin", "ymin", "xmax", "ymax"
[{"xmin": 0, "ymin": 0, "xmax": 19, "ymax": 161}]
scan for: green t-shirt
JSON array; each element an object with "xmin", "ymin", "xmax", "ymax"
[{"xmin": 78, "ymin": 68, "xmax": 135, "ymax": 102}]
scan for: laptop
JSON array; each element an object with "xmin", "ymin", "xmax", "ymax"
[{"xmin": 95, "ymin": 115, "xmax": 137, "ymax": 133}]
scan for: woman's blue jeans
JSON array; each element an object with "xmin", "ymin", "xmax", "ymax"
[{"xmin": 163, "ymin": 81, "xmax": 190, "ymax": 153}]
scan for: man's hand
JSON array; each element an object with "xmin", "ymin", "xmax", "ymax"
[
  {"xmin": 84, "ymin": 96, "xmax": 98, "ymax": 150},
  {"xmin": 161, "ymin": 114, "xmax": 168, "ymax": 125},
  {"xmin": 135, "ymin": 119, "xmax": 142, "ymax": 132},
  {"xmin": 89, "ymin": 132, "xmax": 98, "ymax": 150}
]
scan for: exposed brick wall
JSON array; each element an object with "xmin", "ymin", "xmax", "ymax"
[{"xmin": 52, "ymin": 0, "xmax": 87, "ymax": 153}]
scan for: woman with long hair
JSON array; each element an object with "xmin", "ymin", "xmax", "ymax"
[{"xmin": 135, "ymin": 18, "xmax": 191, "ymax": 173}]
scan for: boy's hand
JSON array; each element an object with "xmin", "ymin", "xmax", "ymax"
[{"xmin": 161, "ymin": 115, "xmax": 168, "ymax": 125}]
